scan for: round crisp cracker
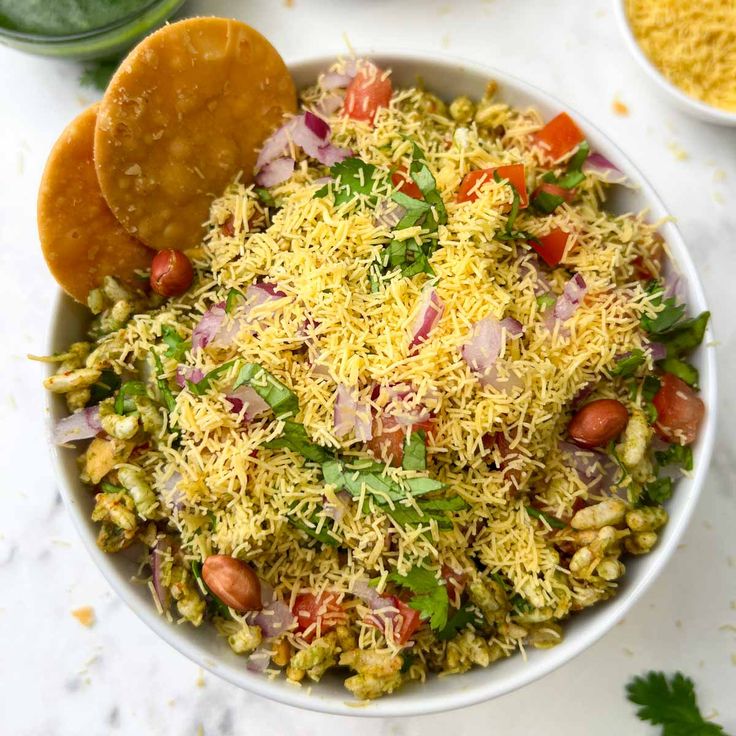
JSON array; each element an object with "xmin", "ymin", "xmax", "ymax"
[
  {"xmin": 38, "ymin": 104, "xmax": 153, "ymax": 304},
  {"xmin": 94, "ymin": 17, "xmax": 296, "ymax": 251}
]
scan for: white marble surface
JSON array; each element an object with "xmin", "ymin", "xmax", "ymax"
[{"xmin": 1, "ymin": 0, "xmax": 734, "ymax": 733}]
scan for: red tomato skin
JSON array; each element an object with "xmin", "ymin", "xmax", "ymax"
[
  {"xmin": 292, "ymin": 592, "xmax": 343, "ymax": 641},
  {"xmin": 533, "ymin": 112, "xmax": 585, "ymax": 161},
  {"xmin": 530, "ymin": 227, "xmax": 570, "ymax": 267},
  {"xmin": 391, "ymin": 167, "xmax": 423, "ymax": 199},
  {"xmin": 344, "ymin": 65, "xmax": 392, "ymax": 125},
  {"xmin": 392, "ymin": 597, "xmax": 422, "ymax": 645},
  {"xmin": 457, "ymin": 164, "xmax": 528, "ymax": 206},
  {"xmin": 652, "ymin": 373, "xmax": 705, "ymax": 445},
  {"xmin": 366, "ymin": 414, "xmax": 435, "ymax": 467},
  {"xmin": 533, "ymin": 182, "xmax": 576, "ymax": 203}
]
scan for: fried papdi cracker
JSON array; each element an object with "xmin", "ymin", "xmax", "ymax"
[
  {"xmin": 94, "ymin": 17, "xmax": 296, "ymax": 251},
  {"xmin": 38, "ymin": 104, "xmax": 153, "ymax": 303}
]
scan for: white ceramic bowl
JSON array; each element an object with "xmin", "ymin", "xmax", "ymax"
[
  {"xmin": 46, "ymin": 51, "xmax": 717, "ymax": 717},
  {"xmin": 614, "ymin": 0, "xmax": 736, "ymax": 126}
]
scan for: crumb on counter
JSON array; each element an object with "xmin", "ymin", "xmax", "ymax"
[
  {"xmin": 71, "ymin": 606, "xmax": 95, "ymax": 628},
  {"xmin": 612, "ymin": 97, "xmax": 630, "ymax": 116}
]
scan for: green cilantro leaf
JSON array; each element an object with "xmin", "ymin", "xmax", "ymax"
[
  {"xmin": 658, "ymin": 311, "xmax": 710, "ymax": 359},
  {"xmin": 114, "ymin": 380, "xmax": 147, "ymax": 415},
  {"xmin": 188, "ymin": 360, "xmax": 238, "ymax": 396},
  {"xmin": 88, "ymin": 369, "xmax": 121, "ymax": 405},
  {"xmin": 385, "ymin": 496, "xmax": 468, "ymax": 530},
  {"xmin": 658, "ymin": 358, "xmax": 700, "ymax": 388},
  {"xmin": 233, "ymin": 363, "xmax": 299, "ymax": 418},
  {"xmin": 641, "ymin": 281, "xmax": 686, "ymax": 336},
  {"xmin": 254, "ymin": 186, "xmax": 276, "ymax": 207},
  {"xmin": 566, "ymin": 140, "xmax": 590, "ymax": 175},
  {"xmin": 612, "ymin": 349, "xmax": 646, "ymax": 378},
  {"xmin": 150, "ymin": 349, "xmax": 176, "ymax": 413},
  {"xmin": 402, "ymin": 429, "xmax": 427, "ymax": 471},
  {"xmin": 407, "ymin": 141, "xmax": 447, "ymax": 231},
  {"xmin": 265, "ymin": 421, "xmax": 333, "ymax": 463},
  {"xmin": 437, "ymin": 603, "xmax": 483, "ymax": 641},
  {"xmin": 79, "ymin": 57, "xmax": 121, "ymax": 92},
  {"xmin": 316, "ymin": 157, "xmax": 385, "ymax": 206},
  {"xmin": 655, "ymin": 444, "xmax": 694, "ymax": 472},
  {"xmin": 626, "ymin": 671, "xmax": 727, "ymax": 735},
  {"xmin": 641, "ymin": 477, "xmax": 673, "ymax": 506},
  {"xmin": 532, "ymin": 188, "xmax": 566, "ymax": 214},
  {"xmin": 225, "ymin": 288, "xmax": 244, "ymax": 315},
  {"xmin": 387, "ymin": 566, "xmax": 449, "ymax": 630},
  {"xmin": 287, "ymin": 506, "xmax": 340, "ymax": 547},
  {"xmin": 100, "ymin": 481, "xmax": 124, "ymax": 494},
  {"xmin": 161, "ymin": 325, "xmax": 189, "ymax": 362},
  {"xmin": 525, "ymin": 505, "xmax": 566, "ymax": 529},
  {"xmin": 537, "ymin": 293, "xmax": 557, "ymax": 311}
]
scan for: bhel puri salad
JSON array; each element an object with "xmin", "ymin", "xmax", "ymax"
[{"xmin": 37, "ymin": 20, "xmax": 710, "ymax": 701}]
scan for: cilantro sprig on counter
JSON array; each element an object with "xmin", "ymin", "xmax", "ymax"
[{"xmin": 626, "ymin": 672, "xmax": 728, "ymax": 735}]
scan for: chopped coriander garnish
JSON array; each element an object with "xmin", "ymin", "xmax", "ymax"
[
  {"xmin": 265, "ymin": 421, "xmax": 332, "ymax": 463},
  {"xmin": 532, "ymin": 188, "xmax": 566, "ymax": 214},
  {"xmin": 315, "ymin": 157, "xmax": 385, "ymax": 206},
  {"xmin": 161, "ymin": 325, "xmax": 189, "ymax": 362},
  {"xmin": 288, "ymin": 507, "xmax": 340, "ymax": 547},
  {"xmin": 402, "ymin": 429, "xmax": 427, "ymax": 471},
  {"xmin": 437, "ymin": 603, "xmax": 483, "ymax": 641},
  {"xmin": 655, "ymin": 443, "xmax": 693, "ymax": 472},
  {"xmin": 525, "ymin": 505, "xmax": 566, "ymax": 529},
  {"xmin": 658, "ymin": 311, "xmax": 710, "ymax": 359},
  {"xmin": 384, "ymin": 496, "xmax": 468, "ymax": 530},
  {"xmin": 100, "ymin": 481, "xmax": 124, "ymax": 494},
  {"xmin": 225, "ymin": 288, "xmax": 244, "ymax": 315},
  {"xmin": 254, "ymin": 186, "xmax": 276, "ymax": 207},
  {"xmin": 191, "ymin": 560, "xmax": 232, "ymax": 619},
  {"xmin": 536, "ymin": 293, "xmax": 557, "ymax": 311},
  {"xmin": 387, "ymin": 566, "xmax": 449, "ymax": 630},
  {"xmin": 88, "ymin": 369, "xmax": 121, "ymax": 404},
  {"xmin": 188, "ymin": 360, "xmax": 237, "ymax": 396},
  {"xmin": 233, "ymin": 363, "xmax": 299, "ymax": 418},
  {"xmin": 641, "ymin": 281, "xmax": 686, "ymax": 336},
  {"xmin": 612, "ymin": 349, "xmax": 646, "ymax": 378},
  {"xmin": 640, "ymin": 476, "xmax": 673, "ymax": 506},
  {"xmin": 114, "ymin": 380, "xmax": 147, "ymax": 415},
  {"xmin": 658, "ymin": 357, "xmax": 699, "ymax": 388}
]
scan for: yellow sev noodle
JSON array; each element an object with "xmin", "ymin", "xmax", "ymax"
[
  {"xmin": 105, "ymin": 75, "xmax": 663, "ymax": 660},
  {"xmin": 626, "ymin": 0, "xmax": 736, "ymax": 112}
]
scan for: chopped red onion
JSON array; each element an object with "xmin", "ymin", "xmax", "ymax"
[
  {"xmin": 52, "ymin": 406, "xmax": 102, "ymax": 445},
  {"xmin": 256, "ymin": 119, "xmax": 297, "ymax": 170},
  {"xmin": 175, "ymin": 365, "xmax": 204, "ymax": 388},
  {"xmin": 255, "ymin": 156, "xmax": 294, "ymax": 187},
  {"xmin": 519, "ymin": 255, "xmax": 553, "ymax": 296},
  {"xmin": 461, "ymin": 316, "xmax": 503, "ymax": 379},
  {"xmin": 304, "ymin": 111, "xmax": 330, "ymax": 140},
  {"xmin": 553, "ymin": 273, "xmax": 587, "ymax": 322},
  {"xmin": 247, "ymin": 642, "xmax": 273, "ymax": 673},
  {"xmin": 477, "ymin": 363, "xmax": 524, "ymax": 391},
  {"xmin": 499, "ymin": 317, "xmax": 524, "ymax": 337},
  {"xmin": 583, "ymin": 152, "xmax": 620, "ymax": 174},
  {"xmin": 160, "ymin": 471, "xmax": 184, "ymax": 511},
  {"xmin": 225, "ymin": 385, "xmax": 270, "ymax": 420},
  {"xmin": 254, "ymin": 598, "xmax": 295, "ymax": 638},
  {"xmin": 409, "ymin": 287, "xmax": 444, "ymax": 352},
  {"xmin": 314, "ymin": 93, "xmax": 344, "ymax": 116},
  {"xmin": 352, "ymin": 579, "xmax": 392, "ymax": 610},
  {"xmin": 192, "ymin": 304, "xmax": 227, "ymax": 353},
  {"xmin": 645, "ymin": 341, "xmax": 666, "ymax": 362},
  {"xmin": 316, "ymin": 143, "xmax": 351, "ymax": 167},
  {"xmin": 334, "ymin": 384, "xmax": 373, "ymax": 441},
  {"xmin": 558, "ymin": 440, "xmax": 617, "ymax": 493},
  {"xmin": 151, "ymin": 539, "xmax": 170, "ymax": 611},
  {"xmin": 320, "ymin": 71, "xmax": 354, "ymax": 90},
  {"xmin": 323, "ymin": 490, "xmax": 352, "ymax": 522},
  {"xmin": 374, "ymin": 199, "xmax": 407, "ymax": 229},
  {"xmin": 663, "ymin": 271, "xmax": 686, "ymax": 302}
]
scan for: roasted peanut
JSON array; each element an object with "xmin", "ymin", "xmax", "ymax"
[
  {"xmin": 202, "ymin": 555, "xmax": 262, "ymax": 612},
  {"xmin": 150, "ymin": 250, "xmax": 194, "ymax": 297},
  {"xmin": 568, "ymin": 399, "xmax": 629, "ymax": 449}
]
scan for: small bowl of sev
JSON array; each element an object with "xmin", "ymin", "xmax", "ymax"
[{"xmin": 615, "ymin": 0, "xmax": 736, "ymax": 126}]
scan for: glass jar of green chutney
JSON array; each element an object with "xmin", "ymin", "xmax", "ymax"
[{"xmin": 0, "ymin": 0, "xmax": 186, "ymax": 60}]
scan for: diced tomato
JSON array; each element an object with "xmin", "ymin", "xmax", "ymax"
[
  {"xmin": 457, "ymin": 164, "xmax": 528, "ymax": 206},
  {"xmin": 482, "ymin": 431, "xmax": 522, "ymax": 491},
  {"xmin": 380, "ymin": 596, "xmax": 422, "ymax": 645},
  {"xmin": 292, "ymin": 592, "xmax": 344, "ymax": 641},
  {"xmin": 652, "ymin": 373, "xmax": 705, "ymax": 445},
  {"xmin": 529, "ymin": 227, "xmax": 570, "ymax": 267},
  {"xmin": 391, "ymin": 166, "xmax": 422, "ymax": 199},
  {"xmin": 344, "ymin": 64, "xmax": 392, "ymax": 125},
  {"xmin": 221, "ymin": 216, "xmax": 235, "ymax": 237},
  {"xmin": 532, "ymin": 181, "xmax": 576, "ymax": 204},
  {"xmin": 441, "ymin": 564, "xmax": 467, "ymax": 608},
  {"xmin": 366, "ymin": 413, "xmax": 435, "ymax": 467},
  {"xmin": 533, "ymin": 112, "xmax": 585, "ymax": 161}
]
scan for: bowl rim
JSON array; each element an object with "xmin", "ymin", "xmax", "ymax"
[
  {"xmin": 613, "ymin": 0, "xmax": 736, "ymax": 126},
  {"xmin": 0, "ymin": 0, "xmax": 178, "ymax": 43},
  {"xmin": 45, "ymin": 48, "xmax": 718, "ymax": 717}
]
